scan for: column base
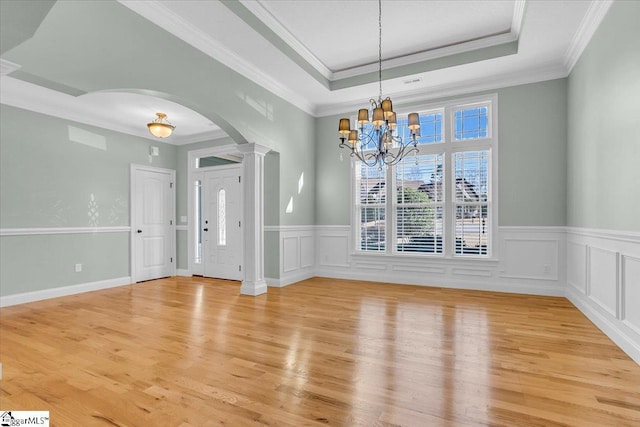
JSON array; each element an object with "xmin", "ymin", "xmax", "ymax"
[{"xmin": 240, "ymin": 279, "xmax": 268, "ymax": 296}]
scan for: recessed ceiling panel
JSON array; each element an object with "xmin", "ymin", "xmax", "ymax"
[{"xmin": 256, "ymin": 0, "xmax": 516, "ymax": 72}]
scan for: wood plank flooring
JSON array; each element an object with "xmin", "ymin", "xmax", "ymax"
[{"xmin": 1, "ymin": 276, "xmax": 639, "ymax": 426}]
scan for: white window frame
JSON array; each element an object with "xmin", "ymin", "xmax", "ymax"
[{"xmin": 350, "ymin": 93, "xmax": 499, "ymax": 260}]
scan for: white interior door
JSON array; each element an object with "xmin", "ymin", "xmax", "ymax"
[
  {"xmin": 203, "ymin": 166, "xmax": 242, "ymax": 280},
  {"xmin": 132, "ymin": 167, "xmax": 174, "ymax": 282}
]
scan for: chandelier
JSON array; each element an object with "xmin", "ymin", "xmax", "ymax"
[
  {"xmin": 147, "ymin": 112, "xmax": 175, "ymax": 138},
  {"xmin": 338, "ymin": 0, "xmax": 421, "ymax": 167}
]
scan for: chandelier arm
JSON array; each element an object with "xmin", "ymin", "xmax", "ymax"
[
  {"xmin": 395, "ymin": 144, "xmax": 419, "ymax": 163},
  {"xmin": 354, "ymin": 146, "xmax": 380, "ymax": 168},
  {"xmin": 339, "ymin": 139, "xmax": 375, "ymax": 168}
]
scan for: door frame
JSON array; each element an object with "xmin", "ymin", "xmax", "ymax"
[
  {"xmin": 187, "ymin": 145, "xmax": 244, "ymax": 276},
  {"xmin": 201, "ymin": 163, "xmax": 243, "ymax": 279},
  {"xmin": 130, "ymin": 164, "xmax": 176, "ymax": 282}
]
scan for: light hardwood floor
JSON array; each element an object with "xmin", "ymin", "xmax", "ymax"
[{"xmin": 1, "ymin": 276, "xmax": 639, "ymax": 426}]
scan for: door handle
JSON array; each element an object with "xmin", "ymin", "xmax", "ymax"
[
  {"xmin": 137, "ymin": 229, "xmax": 142, "ymax": 233},
  {"xmin": 203, "ymin": 228, "xmax": 208, "ymax": 232}
]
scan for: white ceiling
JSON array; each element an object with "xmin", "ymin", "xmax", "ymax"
[
  {"xmin": 248, "ymin": 0, "xmax": 517, "ymax": 72},
  {"xmin": 0, "ymin": 0, "xmax": 613, "ymax": 144}
]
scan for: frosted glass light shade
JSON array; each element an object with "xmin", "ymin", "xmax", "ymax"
[{"xmin": 147, "ymin": 113, "xmax": 175, "ymax": 138}]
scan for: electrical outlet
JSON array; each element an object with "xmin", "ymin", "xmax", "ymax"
[{"xmin": 75, "ymin": 263, "xmax": 82, "ymax": 273}]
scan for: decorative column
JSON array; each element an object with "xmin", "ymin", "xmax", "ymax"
[{"xmin": 237, "ymin": 143, "xmax": 270, "ymax": 296}]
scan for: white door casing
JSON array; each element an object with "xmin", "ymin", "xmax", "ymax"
[
  {"xmin": 131, "ymin": 165, "xmax": 175, "ymax": 282},
  {"xmin": 203, "ymin": 165, "xmax": 243, "ymax": 280}
]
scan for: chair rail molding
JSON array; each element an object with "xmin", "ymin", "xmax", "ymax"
[{"xmin": 0, "ymin": 226, "xmax": 131, "ymax": 236}]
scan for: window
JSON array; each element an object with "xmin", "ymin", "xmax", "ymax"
[
  {"xmin": 353, "ymin": 96, "xmax": 496, "ymax": 258},
  {"xmin": 454, "ymin": 106, "xmax": 488, "ymax": 140},
  {"xmin": 454, "ymin": 151, "xmax": 489, "ymax": 255},
  {"xmin": 218, "ymin": 189, "xmax": 226, "ymax": 246},
  {"xmin": 355, "ymin": 163, "xmax": 386, "ymax": 252},
  {"xmin": 194, "ymin": 179, "xmax": 202, "ymax": 264},
  {"xmin": 395, "ymin": 154, "xmax": 443, "ymax": 254}
]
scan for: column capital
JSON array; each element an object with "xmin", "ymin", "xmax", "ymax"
[{"xmin": 237, "ymin": 142, "xmax": 271, "ymax": 157}]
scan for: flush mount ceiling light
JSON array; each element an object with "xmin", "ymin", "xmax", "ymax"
[
  {"xmin": 147, "ymin": 112, "xmax": 175, "ymax": 138},
  {"xmin": 338, "ymin": 0, "xmax": 421, "ymax": 167}
]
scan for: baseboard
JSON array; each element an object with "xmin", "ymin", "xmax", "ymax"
[
  {"xmin": 566, "ymin": 286, "xmax": 640, "ymax": 365},
  {"xmin": 0, "ymin": 276, "xmax": 132, "ymax": 308},
  {"xmin": 240, "ymin": 279, "xmax": 268, "ymax": 296},
  {"xmin": 314, "ymin": 268, "xmax": 565, "ymax": 297},
  {"xmin": 266, "ymin": 269, "xmax": 315, "ymax": 288},
  {"xmin": 176, "ymin": 269, "xmax": 191, "ymax": 277}
]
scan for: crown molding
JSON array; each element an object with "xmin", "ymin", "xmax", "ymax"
[
  {"xmin": 1, "ymin": 76, "xmax": 157, "ymax": 139},
  {"xmin": 511, "ymin": 0, "xmax": 527, "ymax": 38},
  {"xmin": 0, "ymin": 59, "xmax": 21, "ymax": 76},
  {"xmin": 332, "ymin": 31, "xmax": 518, "ymax": 81},
  {"xmin": 0, "ymin": 76, "xmax": 227, "ymax": 145},
  {"xmin": 316, "ymin": 62, "xmax": 568, "ymax": 117},
  {"xmin": 117, "ymin": 0, "xmax": 315, "ymax": 116},
  {"xmin": 564, "ymin": 0, "xmax": 613, "ymax": 73},
  {"xmin": 240, "ymin": 0, "xmax": 525, "ymax": 84}
]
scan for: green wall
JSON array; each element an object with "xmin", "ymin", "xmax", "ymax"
[
  {"xmin": 315, "ymin": 79, "xmax": 568, "ymax": 226},
  {"xmin": 0, "ymin": 105, "xmax": 177, "ymax": 296},
  {"xmin": 497, "ymin": 80, "xmax": 567, "ymax": 226},
  {"xmin": 1, "ymin": 233, "xmax": 129, "ymax": 296},
  {"xmin": 567, "ymin": 0, "xmax": 640, "ymax": 231},
  {"xmin": 0, "ymin": 106, "xmax": 176, "ymax": 227},
  {"xmin": 4, "ymin": 0, "xmax": 318, "ymax": 226},
  {"xmin": 2, "ymin": 0, "xmax": 636, "ymax": 299}
]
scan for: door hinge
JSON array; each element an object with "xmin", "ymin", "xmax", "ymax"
[
  {"xmin": 170, "ymin": 257, "xmax": 173, "ymax": 263},
  {"xmin": 170, "ymin": 219, "xmax": 173, "ymax": 225},
  {"xmin": 238, "ymin": 176, "xmax": 241, "ymax": 183},
  {"xmin": 239, "ymin": 265, "xmax": 242, "ymax": 271},
  {"xmin": 170, "ymin": 182, "xmax": 173, "ymax": 189},
  {"xmin": 239, "ymin": 220, "xmax": 241, "ymax": 227}
]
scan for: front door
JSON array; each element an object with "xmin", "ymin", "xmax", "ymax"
[
  {"xmin": 132, "ymin": 167, "xmax": 174, "ymax": 282},
  {"xmin": 203, "ymin": 166, "xmax": 242, "ymax": 280}
]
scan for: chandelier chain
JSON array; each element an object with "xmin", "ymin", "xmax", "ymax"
[
  {"xmin": 378, "ymin": 0, "xmax": 382, "ymax": 101},
  {"xmin": 337, "ymin": 0, "xmax": 421, "ymax": 168}
]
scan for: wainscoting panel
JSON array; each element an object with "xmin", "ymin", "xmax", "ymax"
[
  {"xmin": 300, "ymin": 236, "xmax": 314, "ymax": 269},
  {"xmin": 265, "ymin": 226, "xmax": 315, "ymax": 287},
  {"xmin": 567, "ymin": 241, "xmax": 587, "ymax": 293},
  {"xmin": 316, "ymin": 226, "xmax": 351, "ymax": 268},
  {"xmin": 282, "ymin": 236, "xmax": 299, "ymax": 273},
  {"xmin": 622, "ymin": 255, "xmax": 640, "ymax": 336},
  {"xmin": 565, "ymin": 228, "xmax": 640, "ymax": 364},
  {"xmin": 588, "ymin": 247, "xmax": 619, "ymax": 317},
  {"xmin": 391, "ymin": 264, "xmax": 446, "ymax": 275},
  {"xmin": 315, "ymin": 226, "xmax": 565, "ymax": 296},
  {"xmin": 501, "ymin": 238, "xmax": 558, "ymax": 281}
]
